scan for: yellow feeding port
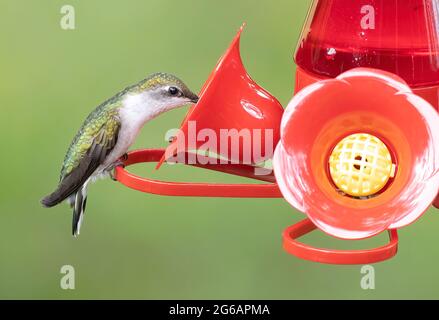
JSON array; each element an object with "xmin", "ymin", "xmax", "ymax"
[{"xmin": 328, "ymin": 133, "xmax": 396, "ymax": 197}]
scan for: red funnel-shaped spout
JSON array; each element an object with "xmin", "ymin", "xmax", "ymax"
[{"xmin": 160, "ymin": 24, "xmax": 284, "ymax": 167}]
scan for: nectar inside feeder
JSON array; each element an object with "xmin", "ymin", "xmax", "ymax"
[
  {"xmin": 274, "ymin": 68, "xmax": 439, "ymax": 264},
  {"xmin": 295, "ymin": 0, "xmax": 439, "ymax": 110},
  {"xmin": 115, "ymin": 25, "xmax": 284, "ymax": 198}
]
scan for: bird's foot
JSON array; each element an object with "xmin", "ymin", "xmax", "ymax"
[
  {"xmin": 109, "ymin": 170, "xmax": 117, "ymax": 181},
  {"xmin": 108, "ymin": 157, "xmax": 127, "ymax": 181}
]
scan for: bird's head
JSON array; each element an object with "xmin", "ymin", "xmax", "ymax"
[{"xmin": 124, "ymin": 73, "xmax": 199, "ymax": 117}]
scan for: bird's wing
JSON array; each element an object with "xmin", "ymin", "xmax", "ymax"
[{"xmin": 41, "ymin": 115, "xmax": 121, "ymax": 207}]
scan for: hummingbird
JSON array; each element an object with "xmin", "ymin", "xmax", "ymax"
[{"xmin": 41, "ymin": 73, "xmax": 199, "ymax": 236}]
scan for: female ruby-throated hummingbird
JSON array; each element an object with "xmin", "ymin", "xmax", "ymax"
[{"xmin": 41, "ymin": 73, "xmax": 198, "ymax": 236}]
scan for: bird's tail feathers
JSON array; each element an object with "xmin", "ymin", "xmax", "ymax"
[{"xmin": 72, "ymin": 185, "xmax": 88, "ymax": 237}]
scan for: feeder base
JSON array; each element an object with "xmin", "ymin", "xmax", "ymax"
[{"xmin": 283, "ymin": 218, "xmax": 399, "ymax": 264}]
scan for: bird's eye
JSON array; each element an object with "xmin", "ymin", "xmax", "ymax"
[{"xmin": 168, "ymin": 86, "xmax": 179, "ymax": 96}]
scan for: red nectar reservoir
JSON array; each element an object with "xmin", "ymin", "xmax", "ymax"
[{"xmin": 295, "ymin": 0, "xmax": 439, "ymax": 110}]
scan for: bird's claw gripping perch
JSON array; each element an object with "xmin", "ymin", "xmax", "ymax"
[{"xmin": 110, "ymin": 154, "xmax": 128, "ymax": 181}]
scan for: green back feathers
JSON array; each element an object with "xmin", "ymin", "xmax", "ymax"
[{"xmin": 60, "ymin": 107, "xmax": 119, "ymax": 180}]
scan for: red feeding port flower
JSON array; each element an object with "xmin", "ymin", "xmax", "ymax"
[{"xmin": 274, "ymin": 68, "xmax": 439, "ymax": 240}]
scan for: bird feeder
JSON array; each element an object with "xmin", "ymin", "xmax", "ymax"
[{"xmin": 116, "ymin": 0, "xmax": 439, "ymax": 264}]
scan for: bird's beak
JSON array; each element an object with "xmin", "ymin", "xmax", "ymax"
[{"xmin": 187, "ymin": 93, "xmax": 199, "ymax": 104}]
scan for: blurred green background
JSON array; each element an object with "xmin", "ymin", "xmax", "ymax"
[{"xmin": 1, "ymin": 0, "xmax": 438, "ymax": 299}]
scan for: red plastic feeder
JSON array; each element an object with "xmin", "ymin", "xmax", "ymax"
[
  {"xmin": 274, "ymin": 68, "xmax": 439, "ymax": 264},
  {"xmin": 115, "ymin": 6, "xmax": 439, "ymax": 265}
]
